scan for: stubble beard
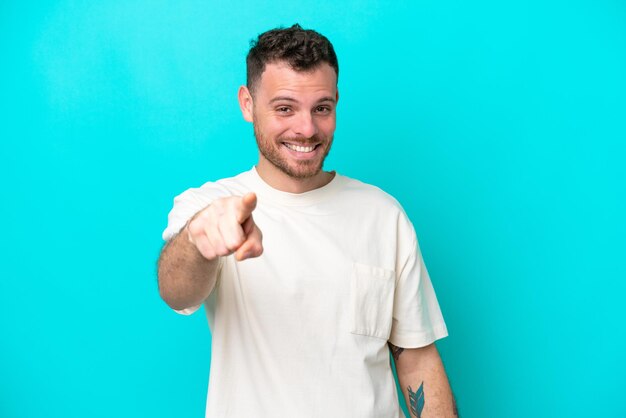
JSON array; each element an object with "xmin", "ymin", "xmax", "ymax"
[{"xmin": 253, "ymin": 123, "xmax": 333, "ymax": 180}]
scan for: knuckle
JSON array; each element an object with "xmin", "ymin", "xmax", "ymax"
[
  {"xmin": 226, "ymin": 235, "xmax": 244, "ymax": 250},
  {"xmin": 201, "ymin": 248, "xmax": 216, "ymax": 260},
  {"xmin": 215, "ymin": 246, "xmax": 231, "ymax": 257},
  {"xmin": 223, "ymin": 241, "xmax": 237, "ymax": 252}
]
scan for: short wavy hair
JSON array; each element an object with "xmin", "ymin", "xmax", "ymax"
[{"xmin": 246, "ymin": 24, "xmax": 339, "ymax": 94}]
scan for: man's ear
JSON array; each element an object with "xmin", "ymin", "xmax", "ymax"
[{"xmin": 238, "ymin": 86, "xmax": 254, "ymax": 122}]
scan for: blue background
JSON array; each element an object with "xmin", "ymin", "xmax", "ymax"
[{"xmin": 1, "ymin": 1, "xmax": 624, "ymax": 417}]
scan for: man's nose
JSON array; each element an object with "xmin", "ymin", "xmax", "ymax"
[{"xmin": 292, "ymin": 112, "xmax": 318, "ymax": 138}]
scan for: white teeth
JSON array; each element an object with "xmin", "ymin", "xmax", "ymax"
[{"xmin": 285, "ymin": 143, "xmax": 316, "ymax": 153}]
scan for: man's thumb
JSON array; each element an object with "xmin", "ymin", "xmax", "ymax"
[{"xmin": 235, "ymin": 224, "xmax": 263, "ymax": 261}]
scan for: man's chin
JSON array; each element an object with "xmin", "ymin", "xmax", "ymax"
[{"xmin": 282, "ymin": 164, "xmax": 323, "ymax": 180}]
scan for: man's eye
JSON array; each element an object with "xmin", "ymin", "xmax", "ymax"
[
  {"xmin": 276, "ymin": 107, "xmax": 291, "ymax": 113},
  {"xmin": 315, "ymin": 106, "xmax": 331, "ymax": 113}
]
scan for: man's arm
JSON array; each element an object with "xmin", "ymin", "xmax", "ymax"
[
  {"xmin": 157, "ymin": 224, "xmax": 221, "ymax": 310},
  {"xmin": 390, "ymin": 342, "xmax": 458, "ymax": 418},
  {"xmin": 157, "ymin": 192, "xmax": 263, "ymax": 311}
]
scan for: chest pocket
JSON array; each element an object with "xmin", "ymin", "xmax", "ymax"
[{"xmin": 349, "ymin": 262, "xmax": 396, "ymax": 339}]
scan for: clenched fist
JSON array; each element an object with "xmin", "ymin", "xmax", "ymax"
[{"xmin": 186, "ymin": 192, "xmax": 263, "ymax": 261}]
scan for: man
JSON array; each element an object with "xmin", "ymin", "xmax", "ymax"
[{"xmin": 158, "ymin": 24, "xmax": 457, "ymax": 417}]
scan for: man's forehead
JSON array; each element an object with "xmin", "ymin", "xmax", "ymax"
[{"xmin": 257, "ymin": 62, "xmax": 337, "ymax": 97}]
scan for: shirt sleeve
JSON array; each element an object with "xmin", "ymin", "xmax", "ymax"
[
  {"xmin": 162, "ymin": 182, "xmax": 233, "ymax": 241},
  {"xmin": 161, "ymin": 181, "xmax": 233, "ymax": 315},
  {"xmin": 389, "ymin": 218, "xmax": 448, "ymax": 348}
]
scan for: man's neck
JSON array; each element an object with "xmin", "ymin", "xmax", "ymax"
[{"xmin": 255, "ymin": 160, "xmax": 335, "ymax": 193}]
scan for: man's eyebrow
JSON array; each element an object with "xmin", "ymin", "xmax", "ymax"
[
  {"xmin": 316, "ymin": 96, "xmax": 337, "ymax": 104},
  {"xmin": 269, "ymin": 96, "xmax": 298, "ymax": 104},
  {"xmin": 268, "ymin": 96, "xmax": 337, "ymax": 104}
]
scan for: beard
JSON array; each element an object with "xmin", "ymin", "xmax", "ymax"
[{"xmin": 253, "ymin": 122, "xmax": 334, "ymax": 180}]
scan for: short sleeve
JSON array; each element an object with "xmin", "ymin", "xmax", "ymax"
[
  {"xmin": 162, "ymin": 182, "xmax": 233, "ymax": 242},
  {"xmin": 389, "ymin": 226, "xmax": 448, "ymax": 348}
]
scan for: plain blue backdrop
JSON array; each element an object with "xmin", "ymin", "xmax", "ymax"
[{"xmin": 1, "ymin": 1, "xmax": 624, "ymax": 417}]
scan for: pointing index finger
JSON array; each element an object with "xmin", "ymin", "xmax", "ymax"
[{"xmin": 236, "ymin": 192, "xmax": 257, "ymax": 224}]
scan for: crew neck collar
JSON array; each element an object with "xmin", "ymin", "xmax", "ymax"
[{"xmin": 246, "ymin": 166, "xmax": 345, "ymax": 207}]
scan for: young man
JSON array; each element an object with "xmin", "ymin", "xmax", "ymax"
[{"xmin": 158, "ymin": 24, "xmax": 457, "ymax": 418}]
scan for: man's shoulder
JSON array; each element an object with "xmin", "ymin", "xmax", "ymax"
[{"xmin": 338, "ymin": 174, "xmax": 405, "ymax": 212}]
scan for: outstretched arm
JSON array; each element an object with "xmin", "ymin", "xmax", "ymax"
[
  {"xmin": 390, "ymin": 342, "xmax": 458, "ymax": 418},
  {"xmin": 157, "ymin": 192, "xmax": 263, "ymax": 310}
]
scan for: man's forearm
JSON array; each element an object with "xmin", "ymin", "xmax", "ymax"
[
  {"xmin": 157, "ymin": 225, "xmax": 219, "ymax": 310},
  {"xmin": 391, "ymin": 342, "xmax": 458, "ymax": 418}
]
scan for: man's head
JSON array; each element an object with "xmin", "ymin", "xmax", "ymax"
[
  {"xmin": 238, "ymin": 25, "xmax": 340, "ymax": 191},
  {"xmin": 246, "ymin": 24, "xmax": 339, "ymax": 96}
]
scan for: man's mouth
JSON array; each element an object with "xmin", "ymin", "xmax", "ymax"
[{"xmin": 283, "ymin": 142, "xmax": 319, "ymax": 153}]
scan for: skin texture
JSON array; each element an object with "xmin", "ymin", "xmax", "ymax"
[{"xmin": 390, "ymin": 342, "xmax": 459, "ymax": 417}]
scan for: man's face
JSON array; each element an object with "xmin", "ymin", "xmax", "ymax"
[{"xmin": 240, "ymin": 62, "xmax": 338, "ymax": 181}]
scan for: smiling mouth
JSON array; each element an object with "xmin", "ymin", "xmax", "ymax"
[{"xmin": 283, "ymin": 143, "xmax": 319, "ymax": 153}]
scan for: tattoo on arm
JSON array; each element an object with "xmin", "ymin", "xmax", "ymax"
[
  {"xmin": 387, "ymin": 342, "xmax": 405, "ymax": 361},
  {"xmin": 408, "ymin": 382, "xmax": 425, "ymax": 418}
]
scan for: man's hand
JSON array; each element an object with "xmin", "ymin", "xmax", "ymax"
[
  {"xmin": 186, "ymin": 192, "xmax": 264, "ymax": 261},
  {"xmin": 157, "ymin": 193, "xmax": 262, "ymax": 310}
]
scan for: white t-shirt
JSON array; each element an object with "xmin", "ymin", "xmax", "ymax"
[{"xmin": 162, "ymin": 167, "xmax": 448, "ymax": 418}]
